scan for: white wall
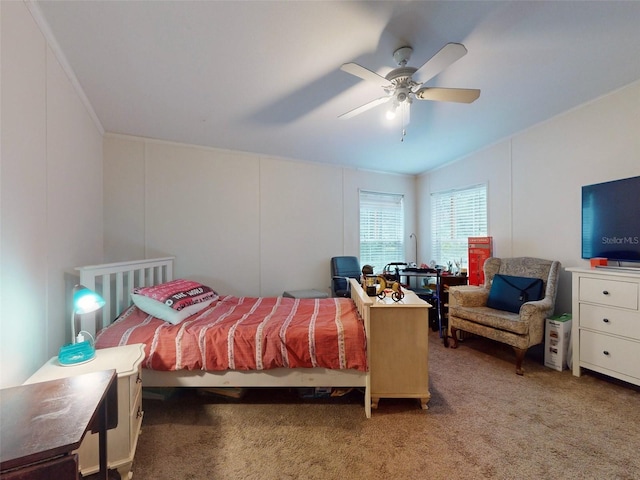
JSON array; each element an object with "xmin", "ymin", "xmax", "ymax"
[
  {"xmin": 418, "ymin": 80, "xmax": 640, "ymax": 314},
  {"xmin": 105, "ymin": 81, "xmax": 639, "ymax": 314},
  {"xmin": 103, "ymin": 135, "xmax": 417, "ymax": 297},
  {"xmin": 417, "ymin": 141, "xmax": 513, "ymax": 263},
  {"xmin": 0, "ymin": 1, "xmax": 104, "ymax": 387}
]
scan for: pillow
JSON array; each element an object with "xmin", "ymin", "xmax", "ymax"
[
  {"xmin": 131, "ymin": 279, "xmax": 218, "ymax": 325},
  {"xmin": 486, "ymin": 274, "xmax": 544, "ymax": 313}
]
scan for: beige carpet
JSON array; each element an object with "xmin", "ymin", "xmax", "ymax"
[{"xmin": 133, "ymin": 331, "xmax": 639, "ymax": 480}]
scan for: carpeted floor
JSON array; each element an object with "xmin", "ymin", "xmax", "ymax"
[{"xmin": 132, "ymin": 331, "xmax": 640, "ymax": 480}]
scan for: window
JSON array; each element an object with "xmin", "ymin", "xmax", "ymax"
[
  {"xmin": 359, "ymin": 190, "xmax": 404, "ymax": 271},
  {"xmin": 431, "ymin": 184, "xmax": 487, "ymax": 267}
]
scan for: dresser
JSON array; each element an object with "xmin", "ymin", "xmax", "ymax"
[
  {"xmin": 567, "ymin": 267, "xmax": 640, "ymax": 386},
  {"xmin": 368, "ymin": 290, "xmax": 431, "ymax": 410},
  {"xmin": 24, "ymin": 344, "xmax": 145, "ymax": 479}
]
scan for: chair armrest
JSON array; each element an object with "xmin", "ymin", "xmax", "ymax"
[
  {"xmin": 449, "ymin": 285, "xmax": 489, "ymax": 307},
  {"xmin": 519, "ymin": 296, "xmax": 554, "ymax": 318},
  {"xmin": 333, "ymin": 275, "xmax": 352, "ymax": 283},
  {"xmin": 519, "ymin": 297, "xmax": 555, "ymax": 344},
  {"xmin": 332, "ymin": 275, "xmax": 352, "ymax": 292}
]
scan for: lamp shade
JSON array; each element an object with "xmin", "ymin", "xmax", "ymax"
[
  {"xmin": 73, "ymin": 285, "xmax": 105, "ymax": 314},
  {"xmin": 60, "ymin": 285, "xmax": 105, "ymax": 365}
]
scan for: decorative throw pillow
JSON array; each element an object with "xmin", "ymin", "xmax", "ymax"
[
  {"xmin": 486, "ymin": 274, "xmax": 544, "ymax": 313},
  {"xmin": 131, "ymin": 279, "xmax": 218, "ymax": 325}
]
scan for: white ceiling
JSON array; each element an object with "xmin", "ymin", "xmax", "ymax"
[{"xmin": 34, "ymin": 1, "xmax": 640, "ymax": 175}]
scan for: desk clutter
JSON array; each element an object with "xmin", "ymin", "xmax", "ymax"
[
  {"xmin": 362, "ymin": 265, "xmax": 468, "ymax": 345},
  {"xmin": 362, "ymin": 274, "xmax": 405, "ymax": 301}
]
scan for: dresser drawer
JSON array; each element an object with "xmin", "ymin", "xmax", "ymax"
[
  {"xmin": 580, "ymin": 330, "xmax": 640, "ymax": 380},
  {"xmin": 128, "ymin": 366, "xmax": 143, "ymax": 412},
  {"xmin": 579, "ymin": 304, "xmax": 640, "ymax": 339},
  {"xmin": 130, "ymin": 385, "xmax": 143, "ymax": 451},
  {"xmin": 579, "ymin": 277, "xmax": 638, "ymax": 310}
]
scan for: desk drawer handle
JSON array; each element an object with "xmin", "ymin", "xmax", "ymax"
[
  {"xmin": 602, "ymin": 318, "xmax": 610, "ymax": 323},
  {"xmin": 137, "ymin": 406, "xmax": 143, "ymax": 418},
  {"xmin": 602, "ymin": 290, "xmax": 609, "ymax": 295},
  {"xmin": 603, "ymin": 350, "xmax": 610, "ymax": 356}
]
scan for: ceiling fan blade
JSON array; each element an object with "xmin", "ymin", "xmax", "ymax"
[
  {"xmin": 340, "ymin": 63, "xmax": 390, "ymax": 88},
  {"xmin": 412, "ymin": 43, "xmax": 468, "ymax": 85},
  {"xmin": 338, "ymin": 96, "xmax": 391, "ymax": 119},
  {"xmin": 415, "ymin": 87, "xmax": 480, "ymax": 104}
]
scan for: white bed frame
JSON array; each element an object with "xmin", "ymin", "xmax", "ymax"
[{"xmin": 77, "ymin": 257, "xmax": 373, "ymax": 417}]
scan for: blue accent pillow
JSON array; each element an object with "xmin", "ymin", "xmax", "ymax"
[{"xmin": 486, "ymin": 274, "xmax": 545, "ymax": 313}]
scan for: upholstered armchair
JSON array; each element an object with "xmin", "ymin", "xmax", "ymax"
[{"xmin": 449, "ymin": 257, "xmax": 561, "ymax": 375}]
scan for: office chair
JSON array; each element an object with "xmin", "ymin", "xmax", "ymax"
[{"xmin": 330, "ymin": 256, "xmax": 361, "ymax": 297}]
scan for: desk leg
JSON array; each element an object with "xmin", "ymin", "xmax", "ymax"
[
  {"xmin": 436, "ymin": 272, "xmax": 448, "ymax": 346},
  {"xmin": 98, "ymin": 400, "xmax": 108, "ymax": 480}
]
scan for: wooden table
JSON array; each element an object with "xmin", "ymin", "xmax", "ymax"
[
  {"xmin": 0, "ymin": 370, "xmax": 117, "ymax": 480},
  {"xmin": 399, "ymin": 270, "xmax": 468, "ymax": 345},
  {"xmin": 438, "ymin": 275, "xmax": 469, "ymax": 346}
]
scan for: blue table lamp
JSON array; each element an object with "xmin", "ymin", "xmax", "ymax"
[{"xmin": 58, "ymin": 284, "xmax": 105, "ymax": 366}]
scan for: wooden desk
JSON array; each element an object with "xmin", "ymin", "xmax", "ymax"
[
  {"xmin": 399, "ymin": 270, "xmax": 468, "ymax": 345},
  {"xmin": 0, "ymin": 370, "xmax": 117, "ymax": 480},
  {"xmin": 439, "ymin": 275, "xmax": 469, "ymax": 346}
]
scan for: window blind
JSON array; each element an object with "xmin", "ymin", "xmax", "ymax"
[
  {"xmin": 360, "ymin": 191, "xmax": 405, "ymax": 271},
  {"xmin": 431, "ymin": 184, "xmax": 487, "ymax": 266}
]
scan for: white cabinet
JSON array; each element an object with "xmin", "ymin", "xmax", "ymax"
[
  {"xmin": 567, "ymin": 267, "xmax": 640, "ymax": 386},
  {"xmin": 25, "ymin": 344, "xmax": 145, "ymax": 478}
]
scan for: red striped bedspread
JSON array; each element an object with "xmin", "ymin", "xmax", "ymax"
[{"xmin": 96, "ymin": 295, "xmax": 368, "ymax": 372}]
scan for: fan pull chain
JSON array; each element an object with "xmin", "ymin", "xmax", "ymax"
[{"xmin": 401, "ymin": 127, "xmax": 406, "ymax": 142}]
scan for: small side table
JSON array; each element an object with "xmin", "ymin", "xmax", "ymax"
[
  {"xmin": 1, "ymin": 370, "xmax": 117, "ymax": 480},
  {"xmin": 24, "ymin": 344, "xmax": 145, "ymax": 479},
  {"xmin": 439, "ymin": 275, "xmax": 469, "ymax": 347}
]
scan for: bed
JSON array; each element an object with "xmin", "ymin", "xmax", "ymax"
[{"xmin": 77, "ymin": 257, "xmax": 373, "ymax": 417}]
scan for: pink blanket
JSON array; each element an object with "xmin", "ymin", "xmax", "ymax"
[{"xmin": 96, "ymin": 295, "xmax": 367, "ymax": 372}]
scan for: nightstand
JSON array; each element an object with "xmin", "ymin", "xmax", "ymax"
[{"xmin": 24, "ymin": 344, "xmax": 145, "ymax": 479}]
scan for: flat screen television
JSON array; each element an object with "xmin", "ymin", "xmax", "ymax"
[{"xmin": 582, "ymin": 175, "xmax": 640, "ymax": 263}]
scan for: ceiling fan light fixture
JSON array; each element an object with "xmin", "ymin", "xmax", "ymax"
[
  {"xmin": 339, "ymin": 42, "xmax": 480, "ymax": 128},
  {"xmin": 386, "ymin": 101, "xmax": 399, "ymax": 120}
]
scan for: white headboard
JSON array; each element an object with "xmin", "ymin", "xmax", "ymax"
[{"xmin": 76, "ymin": 257, "xmax": 175, "ymax": 337}]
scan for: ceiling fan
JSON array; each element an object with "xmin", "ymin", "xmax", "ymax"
[{"xmin": 339, "ymin": 43, "xmax": 480, "ymax": 136}]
